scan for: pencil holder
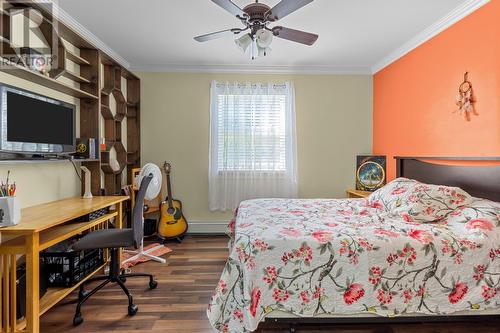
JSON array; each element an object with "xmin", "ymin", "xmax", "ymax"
[{"xmin": 0, "ymin": 196, "xmax": 20, "ymax": 227}]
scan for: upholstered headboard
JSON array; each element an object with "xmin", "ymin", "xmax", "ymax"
[{"xmin": 395, "ymin": 157, "xmax": 500, "ymax": 202}]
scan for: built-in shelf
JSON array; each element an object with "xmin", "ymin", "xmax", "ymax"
[
  {"xmin": 0, "ymin": 58, "xmax": 98, "ymax": 100},
  {"xmin": 0, "ymin": 2, "xmax": 141, "ymax": 330},
  {"xmin": 101, "ymin": 163, "xmax": 124, "ymax": 175},
  {"xmin": 62, "ymin": 69, "xmax": 91, "ymax": 84},
  {"xmin": 65, "ymin": 49, "xmax": 90, "ymax": 66}
]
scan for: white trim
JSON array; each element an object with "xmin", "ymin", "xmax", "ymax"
[
  {"xmin": 187, "ymin": 220, "xmax": 229, "ymax": 234},
  {"xmin": 33, "ymin": 0, "xmax": 130, "ymax": 69},
  {"xmin": 371, "ymin": 0, "xmax": 490, "ymax": 74},
  {"xmin": 32, "ymin": 0, "xmax": 488, "ymax": 76},
  {"xmin": 130, "ymin": 64, "xmax": 372, "ymax": 75}
]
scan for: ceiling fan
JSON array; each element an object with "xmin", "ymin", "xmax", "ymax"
[{"xmin": 194, "ymin": 0, "xmax": 318, "ymax": 59}]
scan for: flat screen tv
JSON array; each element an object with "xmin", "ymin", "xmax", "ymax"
[{"xmin": 0, "ymin": 84, "xmax": 76, "ymax": 156}]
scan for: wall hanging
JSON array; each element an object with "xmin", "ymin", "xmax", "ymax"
[{"xmin": 455, "ymin": 72, "xmax": 476, "ymax": 120}]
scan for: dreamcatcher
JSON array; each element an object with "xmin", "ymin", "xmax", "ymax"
[{"xmin": 455, "ymin": 72, "xmax": 476, "ymax": 119}]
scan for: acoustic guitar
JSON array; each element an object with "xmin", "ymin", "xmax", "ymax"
[{"xmin": 158, "ymin": 162, "xmax": 188, "ymax": 241}]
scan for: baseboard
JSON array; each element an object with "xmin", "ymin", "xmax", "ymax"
[{"xmin": 187, "ymin": 220, "xmax": 229, "ymax": 234}]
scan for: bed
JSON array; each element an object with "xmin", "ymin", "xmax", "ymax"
[{"xmin": 207, "ymin": 157, "xmax": 500, "ymax": 332}]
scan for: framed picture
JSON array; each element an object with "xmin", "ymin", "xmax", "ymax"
[{"xmin": 356, "ymin": 155, "xmax": 386, "ymax": 191}]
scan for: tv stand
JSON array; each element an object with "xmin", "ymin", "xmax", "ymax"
[
  {"xmin": 30, "ymin": 154, "xmax": 47, "ymax": 159},
  {"xmin": 0, "ymin": 153, "xmax": 99, "ymax": 164}
]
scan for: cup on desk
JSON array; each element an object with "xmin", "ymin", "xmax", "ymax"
[{"xmin": 0, "ymin": 196, "xmax": 20, "ymax": 227}]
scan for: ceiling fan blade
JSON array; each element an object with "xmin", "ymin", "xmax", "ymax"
[
  {"xmin": 266, "ymin": 0, "xmax": 314, "ymax": 21},
  {"xmin": 211, "ymin": 0, "xmax": 246, "ymax": 18},
  {"xmin": 194, "ymin": 29, "xmax": 241, "ymax": 42},
  {"xmin": 272, "ymin": 26, "xmax": 318, "ymax": 46}
]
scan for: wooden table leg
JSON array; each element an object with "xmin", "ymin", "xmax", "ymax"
[
  {"xmin": 26, "ymin": 233, "xmax": 40, "ymax": 333},
  {"xmin": 117, "ymin": 202, "xmax": 123, "ymax": 266}
]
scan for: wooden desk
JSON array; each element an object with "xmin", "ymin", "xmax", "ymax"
[
  {"xmin": 346, "ymin": 189, "xmax": 372, "ymax": 198},
  {"xmin": 0, "ymin": 196, "xmax": 128, "ymax": 333}
]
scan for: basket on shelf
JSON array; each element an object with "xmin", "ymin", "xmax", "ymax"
[
  {"xmin": 40, "ymin": 247, "xmax": 104, "ymax": 288},
  {"xmin": 76, "ymin": 207, "xmax": 110, "ymax": 222}
]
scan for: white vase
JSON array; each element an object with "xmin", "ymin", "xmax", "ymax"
[{"xmin": 0, "ymin": 197, "xmax": 21, "ymax": 227}]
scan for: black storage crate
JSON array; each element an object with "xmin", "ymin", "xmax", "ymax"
[
  {"xmin": 16, "ymin": 261, "xmax": 48, "ymax": 320},
  {"xmin": 40, "ymin": 248, "xmax": 104, "ymax": 287},
  {"xmin": 76, "ymin": 207, "xmax": 110, "ymax": 222}
]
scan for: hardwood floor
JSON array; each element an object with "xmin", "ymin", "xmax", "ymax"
[{"xmin": 41, "ymin": 235, "xmax": 500, "ymax": 333}]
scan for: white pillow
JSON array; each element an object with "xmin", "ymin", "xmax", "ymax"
[
  {"xmin": 403, "ymin": 183, "xmax": 472, "ymax": 223},
  {"xmin": 368, "ymin": 178, "xmax": 473, "ymax": 223},
  {"xmin": 367, "ymin": 178, "xmax": 418, "ymax": 211}
]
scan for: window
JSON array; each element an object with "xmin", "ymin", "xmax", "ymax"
[
  {"xmin": 216, "ymin": 92, "xmax": 286, "ymax": 172},
  {"xmin": 209, "ymin": 81, "xmax": 298, "ymax": 211}
]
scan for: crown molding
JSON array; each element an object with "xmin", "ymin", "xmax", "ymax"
[
  {"xmin": 32, "ymin": 0, "xmax": 130, "ymax": 69},
  {"xmin": 33, "ymin": 0, "xmax": 488, "ymax": 76},
  {"xmin": 371, "ymin": 0, "xmax": 490, "ymax": 74},
  {"xmin": 130, "ymin": 63, "xmax": 372, "ymax": 75}
]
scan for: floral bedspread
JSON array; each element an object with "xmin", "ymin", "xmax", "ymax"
[{"xmin": 207, "ymin": 198, "xmax": 500, "ymax": 332}]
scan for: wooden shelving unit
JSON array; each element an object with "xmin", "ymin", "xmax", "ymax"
[
  {"xmin": 0, "ymin": 1, "xmax": 141, "ymax": 197},
  {"xmin": 0, "ymin": 2, "xmax": 141, "ymax": 332},
  {"xmin": 98, "ymin": 63, "xmax": 141, "ymax": 194},
  {"xmin": 65, "ymin": 49, "xmax": 90, "ymax": 65},
  {"xmin": 0, "ymin": 58, "xmax": 98, "ymax": 100},
  {"xmin": 61, "ymin": 69, "xmax": 91, "ymax": 84}
]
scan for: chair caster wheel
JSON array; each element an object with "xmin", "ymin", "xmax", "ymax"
[
  {"xmin": 128, "ymin": 304, "xmax": 138, "ymax": 316},
  {"xmin": 149, "ymin": 280, "xmax": 158, "ymax": 289},
  {"xmin": 73, "ymin": 313, "xmax": 83, "ymax": 326}
]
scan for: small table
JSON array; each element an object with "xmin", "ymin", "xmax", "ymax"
[
  {"xmin": 346, "ymin": 189, "xmax": 372, "ymax": 198},
  {"xmin": 131, "ymin": 167, "xmax": 160, "ymax": 215},
  {"xmin": 0, "ymin": 196, "xmax": 128, "ymax": 333}
]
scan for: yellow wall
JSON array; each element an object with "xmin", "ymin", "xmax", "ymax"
[{"xmin": 138, "ymin": 72, "xmax": 373, "ymax": 222}]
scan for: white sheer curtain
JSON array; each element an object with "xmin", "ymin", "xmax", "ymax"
[{"xmin": 209, "ymin": 81, "xmax": 298, "ymax": 211}]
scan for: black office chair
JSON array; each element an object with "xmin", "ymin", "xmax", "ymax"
[{"xmin": 72, "ymin": 174, "xmax": 158, "ymax": 326}]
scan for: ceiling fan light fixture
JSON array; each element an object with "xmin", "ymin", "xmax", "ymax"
[
  {"xmin": 235, "ymin": 33, "xmax": 253, "ymax": 53},
  {"xmin": 256, "ymin": 29, "xmax": 273, "ymax": 48},
  {"xmin": 196, "ymin": 0, "xmax": 319, "ymax": 59}
]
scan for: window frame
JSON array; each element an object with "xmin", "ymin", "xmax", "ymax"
[{"xmin": 214, "ymin": 90, "xmax": 289, "ymax": 174}]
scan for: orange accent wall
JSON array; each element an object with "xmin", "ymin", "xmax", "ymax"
[{"xmin": 373, "ymin": 1, "xmax": 500, "ymax": 180}]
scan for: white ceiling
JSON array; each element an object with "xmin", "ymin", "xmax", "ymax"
[{"xmin": 56, "ymin": 0, "xmax": 484, "ymax": 74}]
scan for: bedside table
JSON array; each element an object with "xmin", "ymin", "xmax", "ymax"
[{"xmin": 346, "ymin": 189, "xmax": 372, "ymax": 198}]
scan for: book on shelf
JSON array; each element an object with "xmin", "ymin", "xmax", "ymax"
[{"xmin": 75, "ymin": 138, "xmax": 98, "ymax": 160}]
